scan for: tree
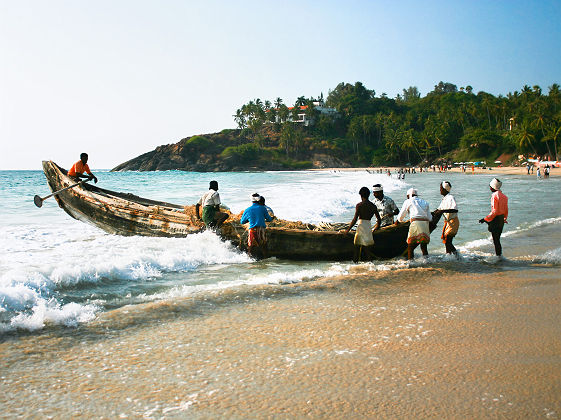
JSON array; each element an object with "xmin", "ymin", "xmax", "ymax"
[
  {"xmin": 517, "ymin": 123, "xmax": 537, "ymax": 154},
  {"xmin": 432, "ymin": 81, "xmax": 458, "ymax": 94},
  {"xmin": 234, "ymin": 108, "xmax": 246, "ymax": 129},
  {"xmin": 295, "ymin": 96, "xmax": 307, "ymax": 107},
  {"xmin": 402, "ymin": 86, "xmax": 421, "ymax": 102},
  {"xmin": 543, "ymin": 123, "xmax": 561, "ymax": 160}
]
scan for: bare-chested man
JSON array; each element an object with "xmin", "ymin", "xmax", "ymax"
[{"xmin": 342, "ymin": 186, "xmax": 381, "ymax": 262}]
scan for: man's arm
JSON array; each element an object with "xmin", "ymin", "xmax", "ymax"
[
  {"xmin": 373, "ymin": 207, "xmax": 382, "ymax": 230},
  {"xmin": 195, "ymin": 203, "xmax": 201, "ymax": 220},
  {"xmin": 342, "ymin": 204, "xmax": 359, "ymax": 234},
  {"xmin": 395, "ymin": 201, "xmax": 409, "ymax": 223},
  {"xmin": 240, "ymin": 209, "xmax": 249, "ymax": 225}
]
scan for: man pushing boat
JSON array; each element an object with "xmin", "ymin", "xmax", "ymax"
[
  {"xmin": 240, "ymin": 193, "xmax": 273, "ymax": 258},
  {"xmin": 342, "ymin": 187, "xmax": 381, "ymax": 263},
  {"xmin": 395, "ymin": 188, "xmax": 432, "ymax": 260},
  {"xmin": 196, "ymin": 181, "xmax": 229, "ymax": 229}
]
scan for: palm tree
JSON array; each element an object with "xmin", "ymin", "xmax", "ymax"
[
  {"xmin": 234, "ymin": 109, "xmax": 246, "ymax": 129},
  {"xmin": 295, "ymin": 96, "xmax": 306, "ymax": 107},
  {"xmin": 274, "ymin": 97, "xmax": 283, "ymax": 109},
  {"xmin": 517, "ymin": 123, "xmax": 537, "ymax": 154},
  {"xmin": 543, "ymin": 124, "xmax": 561, "ymax": 160}
]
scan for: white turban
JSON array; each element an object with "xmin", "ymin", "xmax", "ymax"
[
  {"xmin": 251, "ymin": 194, "xmax": 261, "ymax": 202},
  {"xmin": 441, "ymin": 181, "xmax": 451, "ymax": 192},
  {"xmin": 489, "ymin": 178, "xmax": 502, "ymax": 190},
  {"xmin": 372, "ymin": 185, "xmax": 383, "ymax": 192},
  {"xmin": 407, "ymin": 188, "xmax": 417, "ymax": 198}
]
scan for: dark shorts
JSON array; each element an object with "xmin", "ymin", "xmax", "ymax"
[
  {"xmin": 488, "ymin": 214, "xmax": 505, "ymax": 234},
  {"xmin": 201, "ymin": 205, "xmax": 216, "ymax": 226}
]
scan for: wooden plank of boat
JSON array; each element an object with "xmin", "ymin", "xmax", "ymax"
[{"xmin": 41, "ymin": 160, "xmax": 410, "ymax": 260}]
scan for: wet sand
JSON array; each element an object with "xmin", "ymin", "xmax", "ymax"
[{"xmin": 2, "ymin": 264, "xmax": 560, "ymax": 418}]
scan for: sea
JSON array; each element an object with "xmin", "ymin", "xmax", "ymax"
[{"xmin": 1, "ymin": 168, "xmax": 560, "ymax": 334}]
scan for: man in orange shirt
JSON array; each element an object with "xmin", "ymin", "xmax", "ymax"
[
  {"xmin": 68, "ymin": 153, "xmax": 98, "ymax": 183},
  {"xmin": 479, "ymin": 178, "xmax": 508, "ymax": 256}
]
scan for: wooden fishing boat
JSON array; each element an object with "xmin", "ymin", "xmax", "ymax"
[{"xmin": 41, "ymin": 160, "xmax": 410, "ymax": 260}]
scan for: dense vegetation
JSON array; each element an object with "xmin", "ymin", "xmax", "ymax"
[
  {"xmin": 233, "ymin": 81, "xmax": 561, "ymax": 167},
  {"xmin": 112, "ymin": 81, "xmax": 561, "ymax": 172}
]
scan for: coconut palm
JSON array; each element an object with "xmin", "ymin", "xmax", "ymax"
[{"xmin": 517, "ymin": 123, "xmax": 537, "ymax": 154}]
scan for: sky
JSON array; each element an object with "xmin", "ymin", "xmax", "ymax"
[{"xmin": 1, "ymin": 0, "xmax": 560, "ymax": 170}]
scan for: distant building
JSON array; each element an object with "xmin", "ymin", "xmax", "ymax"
[{"xmin": 269, "ymin": 101, "xmax": 339, "ymax": 126}]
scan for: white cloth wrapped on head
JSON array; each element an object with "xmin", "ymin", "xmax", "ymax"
[
  {"xmin": 441, "ymin": 181, "xmax": 451, "ymax": 192},
  {"xmin": 372, "ymin": 185, "xmax": 383, "ymax": 192},
  {"xmin": 489, "ymin": 178, "xmax": 502, "ymax": 190},
  {"xmin": 406, "ymin": 188, "xmax": 417, "ymax": 198},
  {"xmin": 251, "ymin": 194, "xmax": 261, "ymax": 202}
]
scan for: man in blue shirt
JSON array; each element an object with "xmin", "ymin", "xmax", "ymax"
[{"xmin": 240, "ymin": 193, "xmax": 273, "ymax": 258}]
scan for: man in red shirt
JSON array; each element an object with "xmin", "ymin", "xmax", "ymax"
[
  {"xmin": 68, "ymin": 153, "xmax": 98, "ymax": 183},
  {"xmin": 479, "ymin": 178, "xmax": 508, "ymax": 256}
]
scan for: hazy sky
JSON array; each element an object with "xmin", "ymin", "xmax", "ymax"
[{"xmin": 1, "ymin": 0, "xmax": 560, "ymax": 170}]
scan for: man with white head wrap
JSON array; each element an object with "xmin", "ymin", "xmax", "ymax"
[
  {"xmin": 479, "ymin": 178, "xmax": 508, "ymax": 256},
  {"xmin": 396, "ymin": 188, "xmax": 432, "ymax": 259},
  {"xmin": 241, "ymin": 193, "xmax": 273, "ymax": 259},
  {"xmin": 372, "ymin": 184, "xmax": 399, "ymax": 227},
  {"xmin": 434, "ymin": 181, "xmax": 459, "ymax": 255}
]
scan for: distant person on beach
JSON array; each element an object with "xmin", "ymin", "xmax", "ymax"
[
  {"xmin": 537, "ymin": 167, "xmax": 541, "ymax": 179},
  {"xmin": 396, "ymin": 188, "xmax": 432, "ymax": 260},
  {"xmin": 258, "ymin": 196, "xmax": 275, "ymax": 219},
  {"xmin": 372, "ymin": 184, "xmax": 399, "ymax": 228},
  {"xmin": 433, "ymin": 181, "xmax": 459, "ymax": 255},
  {"xmin": 342, "ymin": 187, "xmax": 381, "ymax": 263},
  {"xmin": 479, "ymin": 178, "xmax": 508, "ymax": 257},
  {"xmin": 241, "ymin": 193, "xmax": 273, "ymax": 258},
  {"xmin": 196, "ymin": 181, "xmax": 229, "ymax": 229},
  {"xmin": 68, "ymin": 153, "xmax": 98, "ymax": 183},
  {"xmin": 545, "ymin": 166, "xmax": 550, "ymax": 178}
]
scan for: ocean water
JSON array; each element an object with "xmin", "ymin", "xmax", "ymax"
[{"xmin": 1, "ymin": 168, "xmax": 560, "ymax": 333}]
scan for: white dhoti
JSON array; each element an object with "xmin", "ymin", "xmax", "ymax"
[{"xmin": 354, "ymin": 219, "xmax": 374, "ymax": 246}]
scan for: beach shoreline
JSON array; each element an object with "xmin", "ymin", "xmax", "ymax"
[
  {"xmin": 2, "ymin": 264, "xmax": 560, "ymax": 418},
  {"xmin": 310, "ymin": 165, "xmax": 559, "ymax": 177}
]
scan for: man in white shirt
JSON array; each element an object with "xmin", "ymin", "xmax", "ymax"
[
  {"xmin": 195, "ymin": 181, "xmax": 229, "ymax": 229},
  {"xmin": 433, "ymin": 181, "xmax": 459, "ymax": 255},
  {"xmin": 395, "ymin": 188, "xmax": 432, "ymax": 260}
]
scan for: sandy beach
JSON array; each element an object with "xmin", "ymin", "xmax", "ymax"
[
  {"xmin": 2, "ymin": 263, "xmax": 560, "ymax": 418},
  {"xmin": 313, "ymin": 165, "xmax": 559, "ymax": 177}
]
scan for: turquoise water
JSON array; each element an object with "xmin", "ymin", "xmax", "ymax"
[{"xmin": 1, "ymin": 168, "xmax": 560, "ymax": 332}]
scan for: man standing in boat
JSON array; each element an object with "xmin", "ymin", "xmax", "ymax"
[
  {"xmin": 479, "ymin": 178, "xmax": 508, "ymax": 257},
  {"xmin": 68, "ymin": 153, "xmax": 98, "ymax": 183},
  {"xmin": 395, "ymin": 188, "xmax": 432, "ymax": 260},
  {"xmin": 196, "ymin": 181, "xmax": 228, "ymax": 229},
  {"xmin": 342, "ymin": 187, "xmax": 381, "ymax": 263},
  {"xmin": 433, "ymin": 181, "xmax": 459, "ymax": 256},
  {"xmin": 372, "ymin": 184, "xmax": 399, "ymax": 228},
  {"xmin": 240, "ymin": 193, "xmax": 273, "ymax": 258}
]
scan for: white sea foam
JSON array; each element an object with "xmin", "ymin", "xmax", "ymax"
[
  {"xmin": 0, "ymin": 225, "xmax": 249, "ymax": 331},
  {"xmin": 533, "ymin": 247, "xmax": 561, "ymax": 265},
  {"xmin": 141, "ymin": 264, "xmax": 349, "ymax": 302}
]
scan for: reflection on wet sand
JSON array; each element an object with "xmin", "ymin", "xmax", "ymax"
[{"xmin": 2, "ymin": 265, "xmax": 561, "ymax": 418}]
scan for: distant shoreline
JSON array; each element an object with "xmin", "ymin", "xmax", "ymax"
[{"xmin": 309, "ymin": 165, "xmax": 559, "ymax": 177}]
